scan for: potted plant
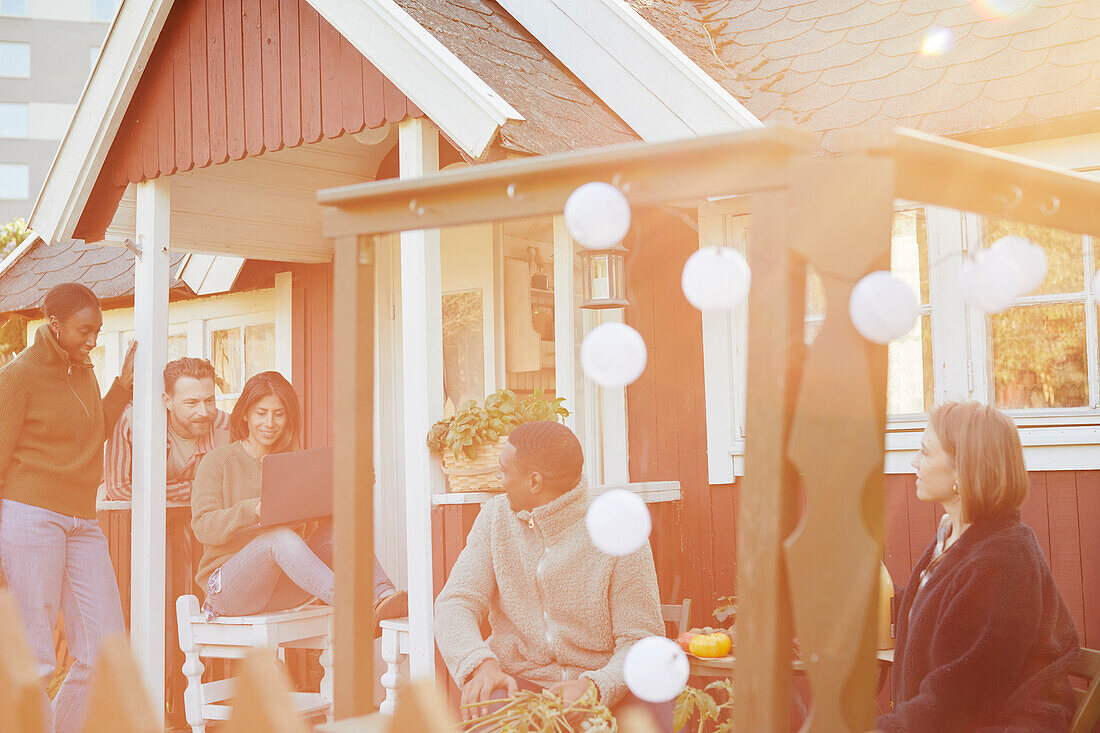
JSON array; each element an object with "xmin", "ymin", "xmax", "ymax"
[{"xmin": 427, "ymin": 388, "xmax": 568, "ymax": 493}]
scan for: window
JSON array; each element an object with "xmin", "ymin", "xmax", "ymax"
[
  {"xmin": 0, "ymin": 164, "xmax": 28, "ymax": 200},
  {"xmin": 92, "ymin": 0, "xmax": 118, "ymax": 22},
  {"xmin": 90, "ymin": 46, "xmax": 100, "ymax": 71},
  {"xmin": 0, "ymin": 0, "xmax": 28, "ymax": 16},
  {"xmin": 0, "ymin": 43, "xmax": 30, "ymax": 78},
  {"xmin": 0, "ymin": 103, "xmax": 28, "ymax": 138},
  {"xmin": 210, "ymin": 320, "xmax": 276, "ymax": 412},
  {"xmin": 701, "ymin": 201, "xmax": 1100, "ymax": 481},
  {"xmin": 982, "ymin": 218, "xmax": 1096, "ymax": 411}
]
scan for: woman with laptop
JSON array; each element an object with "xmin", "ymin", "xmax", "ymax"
[{"xmin": 190, "ymin": 370, "xmax": 407, "ymax": 625}]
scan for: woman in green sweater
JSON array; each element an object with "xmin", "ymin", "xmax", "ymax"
[
  {"xmin": 190, "ymin": 371, "xmax": 406, "ymax": 623},
  {"xmin": 0, "ymin": 283, "xmax": 134, "ymax": 733}
]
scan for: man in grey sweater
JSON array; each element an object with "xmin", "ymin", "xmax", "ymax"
[{"xmin": 434, "ymin": 421, "xmax": 668, "ymax": 729}]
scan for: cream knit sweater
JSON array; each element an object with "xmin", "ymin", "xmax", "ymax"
[{"xmin": 434, "ymin": 481, "xmax": 663, "ymax": 707}]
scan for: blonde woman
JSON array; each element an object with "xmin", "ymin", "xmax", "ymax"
[{"xmin": 877, "ymin": 402, "xmax": 1078, "ymax": 732}]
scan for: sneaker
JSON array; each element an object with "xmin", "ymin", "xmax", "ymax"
[{"xmin": 373, "ymin": 590, "xmax": 408, "ymax": 638}]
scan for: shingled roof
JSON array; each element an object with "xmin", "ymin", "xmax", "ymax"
[
  {"xmin": 694, "ymin": 0, "xmax": 1100, "ymax": 150},
  {"xmin": 0, "ymin": 241, "xmax": 190, "ymax": 315}
]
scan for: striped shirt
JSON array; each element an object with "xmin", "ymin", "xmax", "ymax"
[{"xmin": 103, "ymin": 403, "xmax": 231, "ymax": 502}]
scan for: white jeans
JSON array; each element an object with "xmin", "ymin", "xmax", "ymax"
[{"xmin": 0, "ymin": 499, "xmax": 124, "ymax": 733}]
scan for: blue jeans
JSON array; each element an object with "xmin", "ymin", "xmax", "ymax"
[
  {"xmin": 205, "ymin": 520, "xmax": 397, "ymax": 616},
  {"xmin": 0, "ymin": 499, "xmax": 125, "ymax": 733}
]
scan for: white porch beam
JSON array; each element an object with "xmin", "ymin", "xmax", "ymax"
[
  {"xmin": 132, "ymin": 177, "xmax": 170, "ymax": 721},
  {"xmin": 309, "ymin": 0, "xmax": 523, "ymax": 159},
  {"xmin": 494, "ymin": 0, "xmax": 760, "ymax": 143},
  {"xmin": 398, "ymin": 118, "xmax": 444, "ymax": 678}
]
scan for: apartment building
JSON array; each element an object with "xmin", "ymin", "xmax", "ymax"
[{"xmin": 0, "ymin": 0, "xmax": 116, "ymax": 222}]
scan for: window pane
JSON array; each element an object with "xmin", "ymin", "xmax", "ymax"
[
  {"xmin": 0, "ymin": 164, "xmax": 29, "ymax": 200},
  {"xmin": 443, "ymin": 290, "xmax": 485, "ymax": 411},
  {"xmin": 983, "ymin": 217, "xmax": 1084, "ymax": 296},
  {"xmin": 991, "ymin": 303, "xmax": 1088, "ymax": 409},
  {"xmin": 167, "ymin": 333, "xmax": 188, "ymax": 362},
  {"xmin": 0, "ymin": 42, "xmax": 30, "ymax": 77},
  {"xmin": 893, "ymin": 209, "xmax": 929, "ymax": 305},
  {"xmin": 888, "ymin": 315, "xmax": 934, "ymax": 414},
  {"xmin": 210, "ymin": 327, "xmax": 242, "ymax": 397},
  {"xmin": 0, "ymin": 103, "xmax": 28, "ymax": 137},
  {"xmin": 244, "ymin": 323, "xmax": 275, "ymax": 379},
  {"xmin": 92, "ymin": 0, "xmax": 118, "ymax": 22},
  {"xmin": 0, "ymin": 0, "xmax": 28, "ymax": 16}
]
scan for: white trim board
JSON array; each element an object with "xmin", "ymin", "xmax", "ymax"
[
  {"xmin": 494, "ymin": 0, "xmax": 760, "ymax": 142},
  {"xmin": 29, "ymin": 0, "xmax": 522, "ymax": 247},
  {"xmin": 431, "ymin": 480, "xmax": 681, "ymax": 505}
]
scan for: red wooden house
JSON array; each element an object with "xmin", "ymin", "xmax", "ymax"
[{"xmin": 1, "ymin": 0, "xmax": 1099, "ymax": 724}]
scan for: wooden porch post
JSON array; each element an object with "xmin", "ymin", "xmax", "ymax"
[
  {"xmin": 132, "ymin": 177, "xmax": 170, "ymax": 721},
  {"xmin": 398, "ymin": 117, "xmax": 444, "ymax": 679},
  {"xmin": 332, "ymin": 235, "xmax": 377, "ymax": 718}
]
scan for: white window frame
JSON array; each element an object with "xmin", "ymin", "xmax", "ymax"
[
  {"xmin": 0, "ymin": 42, "xmax": 30, "ymax": 78},
  {"xmin": 0, "ymin": 102, "xmax": 29, "ymax": 138},
  {"xmin": 701, "ymin": 196, "xmax": 1100, "ymax": 484},
  {"xmin": 203, "ymin": 309, "xmax": 278, "ymax": 405}
]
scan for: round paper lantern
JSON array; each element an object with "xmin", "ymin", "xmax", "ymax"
[
  {"xmin": 681, "ymin": 247, "xmax": 752, "ymax": 312},
  {"xmin": 580, "ymin": 322, "xmax": 647, "ymax": 388},
  {"xmin": 586, "ymin": 489, "xmax": 652, "ymax": 556},
  {"xmin": 848, "ymin": 271, "xmax": 919, "ymax": 344},
  {"xmin": 990, "ymin": 235, "xmax": 1046, "ymax": 296},
  {"xmin": 958, "ymin": 248, "xmax": 1024, "ymax": 314},
  {"xmin": 624, "ymin": 637, "xmax": 690, "ymax": 703},
  {"xmin": 564, "ymin": 182, "xmax": 632, "ymax": 250}
]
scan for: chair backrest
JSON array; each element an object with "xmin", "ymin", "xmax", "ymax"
[
  {"xmin": 1071, "ymin": 647, "xmax": 1100, "ymax": 733},
  {"xmin": 661, "ymin": 599, "xmax": 692, "ymax": 637}
]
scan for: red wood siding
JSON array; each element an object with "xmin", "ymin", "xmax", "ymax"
[
  {"xmin": 290, "ymin": 262, "xmax": 334, "ymax": 449},
  {"xmin": 74, "ymin": 0, "xmax": 422, "ymax": 241}
]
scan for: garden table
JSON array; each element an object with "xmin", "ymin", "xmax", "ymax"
[{"xmin": 687, "ymin": 648, "xmax": 894, "ymax": 678}]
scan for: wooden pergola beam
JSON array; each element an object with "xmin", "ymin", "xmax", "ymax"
[
  {"xmin": 318, "ymin": 128, "xmax": 816, "ymax": 237},
  {"xmin": 850, "ymin": 128, "xmax": 1100, "ymax": 237}
]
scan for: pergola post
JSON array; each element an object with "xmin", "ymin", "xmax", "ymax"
[
  {"xmin": 131, "ymin": 176, "xmax": 170, "ymax": 721},
  {"xmin": 332, "ymin": 235, "xmax": 377, "ymax": 718},
  {"xmin": 398, "ymin": 117, "xmax": 444, "ymax": 679}
]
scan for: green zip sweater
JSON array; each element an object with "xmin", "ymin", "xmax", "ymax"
[{"xmin": 0, "ymin": 325, "xmax": 131, "ymax": 519}]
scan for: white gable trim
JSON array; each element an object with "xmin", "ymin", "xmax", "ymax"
[
  {"xmin": 494, "ymin": 0, "xmax": 760, "ymax": 142},
  {"xmin": 29, "ymin": 0, "xmax": 174, "ymax": 246},
  {"xmin": 29, "ymin": 0, "xmax": 522, "ymax": 247},
  {"xmin": 310, "ymin": 0, "xmax": 523, "ymax": 157}
]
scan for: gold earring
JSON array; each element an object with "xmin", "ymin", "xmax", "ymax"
[{"xmin": 951, "ymin": 482, "xmax": 959, "ymax": 494}]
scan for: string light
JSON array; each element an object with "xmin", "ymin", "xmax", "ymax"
[
  {"xmin": 581, "ymin": 322, "xmax": 647, "ymax": 387},
  {"xmin": 623, "ymin": 636, "xmax": 690, "ymax": 703},
  {"xmin": 958, "ymin": 248, "xmax": 1025, "ymax": 313},
  {"xmin": 564, "ymin": 182, "xmax": 632, "ymax": 249},
  {"xmin": 848, "ymin": 271, "xmax": 919, "ymax": 344},
  {"xmin": 586, "ymin": 489, "xmax": 652, "ymax": 556},
  {"xmin": 681, "ymin": 247, "xmax": 752, "ymax": 312},
  {"xmin": 990, "ymin": 235, "xmax": 1046, "ymax": 296}
]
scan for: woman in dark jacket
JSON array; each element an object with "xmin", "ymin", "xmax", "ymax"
[
  {"xmin": 877, "ymin": 401, "xmax": 1079, "ymax": 732},
  {"xmin": 0, "ymin": 283, "xmax": 134, "ymax": 733}
]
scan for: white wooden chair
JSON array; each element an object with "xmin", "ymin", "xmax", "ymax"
[
  {"xmin": 379, "ymin": 617, "xmax": 411, "ymax": 714},
  {"xmin": 175, "ymin": 594, "xmax": 334, "ymax": 733},
  {"xmin": 661, "ymin": 599, "xmax": 692, "ymax": 637}
]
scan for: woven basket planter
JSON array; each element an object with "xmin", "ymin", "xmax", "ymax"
[{"xmin": 441, "ymin": 435, "xmax": 508, "ymax": 493}]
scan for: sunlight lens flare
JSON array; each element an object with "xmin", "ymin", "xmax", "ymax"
[
  {"xmin": 586, "ymin": 489, "xmax": 652, "ymax": 557},
  {"xmin": 848, "ymin": 271, "xmax": 919, "ymax": 344},
  {"xmin": 564, "ymin": 182, "xmax": 632, "ymax": 249},
  {"xmin": 681, "ymin": 246, "xmax": 752, "ymax": 312},
  {"xmin": 580, "ymin": 321, "xmax": 647, "ymax": 388},
  {"xmin": 624, "ymin": 637, "xmax": 690, "ymax": 703},
  {"xmin": 921, "ymin": 25, "xmax": 954, "ymax": 56},
  {"xmin": 972, "ymin": 0, "xmax": 1031, "ymax": 17}
]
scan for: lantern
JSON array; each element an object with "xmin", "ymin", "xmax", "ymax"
[{"xmin": 579, "ymin": 245, "xmax": 628, "ymax": 309}]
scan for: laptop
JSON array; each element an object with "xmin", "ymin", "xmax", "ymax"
[{"xmin": 258, "ymin": 447, "xmax": 334, "ymax": 526}]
